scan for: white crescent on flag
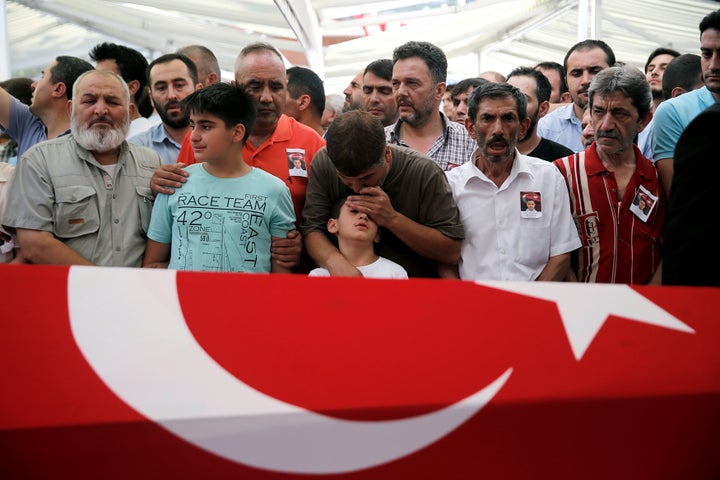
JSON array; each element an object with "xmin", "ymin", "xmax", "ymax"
[{"xmin": 67, "ymin": 266, "xmax": 511, "ymax": 474}]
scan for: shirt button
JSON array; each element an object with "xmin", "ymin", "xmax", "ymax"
[
  {"xmin": 499, "ymin": 248, "xmax": 506, "ymax": 255},
  {"xmin": 114, "ymin": 219, "xmax": 119, "ymax": 224},
  {"xmin": 116, "ymin": 247, "xmax": 121, "ymax": 251},
  {"xmin": 112, "ymin": 194, "xmax": 117, "ymax": 199}
]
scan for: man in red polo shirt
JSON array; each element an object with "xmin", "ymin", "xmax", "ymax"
[
  {"xmin": 554, "ymin": 66, "xmax": 665, "ymax": 284},
  {"xmin": 151, "ymin": 43, "xmax": 325, "ymax": 269}
]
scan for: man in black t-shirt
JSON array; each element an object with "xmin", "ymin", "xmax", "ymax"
[{"xmin": 506, "ymin": 67, "xmax": 574, "ymax": 162}]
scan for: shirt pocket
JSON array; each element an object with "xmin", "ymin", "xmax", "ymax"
[
  {"xmin": 135, "ymin": 186, "xmax": 154, "ymax": 234},
  {"xmin": 516, "ymin": 224, "xmax": 551, "ymax": 269},
  {"xmin": 53, "ymin": 185, "xmax": 100, "ymax": 238}
]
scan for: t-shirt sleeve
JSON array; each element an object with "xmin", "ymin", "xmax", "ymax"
[
  {"xmin": 146, "ymin": 193, "xmax": 172, "ymax": 243},
  {"xmin": 300, "ymin": 148, "xmax": 335, "ymax": 236},
  {"xmin": 270, "ymin": 183, "xmax": 296, "ymax": 237},
  {"xmin": 652, "ymin": 102, "xmax": 682, "ymax": 161},
  {"xmin": 418, "ymin": 162, "xmax": 465, "ymax": 240}
]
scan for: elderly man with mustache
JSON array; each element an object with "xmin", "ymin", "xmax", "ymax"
[
  {"xmin": 3, "ymin": 70, "xmax": 161, "ymax": 266},
  {"xmin": 442, "ymin": 82, "xmax": 580, "ymax": 281},
  {"xmin": 554, "ymin": 66, "xmax": 665, "ymax": 285}
]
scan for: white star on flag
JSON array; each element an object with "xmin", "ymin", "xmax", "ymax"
[{"xmin": 477, "ymin": 282, "xmax": 695, "ymax": 361}]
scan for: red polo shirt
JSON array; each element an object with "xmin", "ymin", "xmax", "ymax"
[{"xmin": 177, "ymin": 114, "xmax": 325, "ymax": 223}]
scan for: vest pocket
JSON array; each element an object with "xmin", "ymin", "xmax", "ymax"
[{"xmin": 53, "ymin": 186, "xmax": 100, "ymax": 238}]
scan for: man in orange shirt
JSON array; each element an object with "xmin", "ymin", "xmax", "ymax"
[{"xmin": 151, "ymin": 43, "xmax": 325, "ymax": 270}]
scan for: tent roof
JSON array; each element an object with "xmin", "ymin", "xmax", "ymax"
[{"xmin": 5, "ymin": 0, "xmax": 719, "ymax": 93}]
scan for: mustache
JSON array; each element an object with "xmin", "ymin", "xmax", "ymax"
[
  {"xmin": 596, "ymin": 129, "xmax": 621, "ymax": 139},
  {"xmin": 89, "ymin": 116, "xmax": 114, "ymax": 127},
  {"xmin": 486, "ymin": 135, "xmax": 509, "ymax": 146}
]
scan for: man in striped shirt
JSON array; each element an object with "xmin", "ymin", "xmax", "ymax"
[{"xmin": 554, "ymin": 66, "xmax": 665, "ymax": 284}]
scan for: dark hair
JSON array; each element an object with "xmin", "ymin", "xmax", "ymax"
[
  {"xmin": 330, "ymin": 196, "xmax": 349, "ymax": 220},
  {"xmin": 451, "ymin": 77, "xmax": 489, "ymax": 100},
  {"xmin": 136, "ymin": 87, "xmax": 154, "ymax": 118},
  {"xmin": 535, "ymin": 61, "xmax": 569, "ymax": 95},
  {"xmin": 89, "ymin": 42, "xmax": 149, "ymax": 103},
  {"xmin": 287, "ymin": 66, "xmax": 326, "ymax": 116},
  {"xmin": 589, "ymin": 66, "xmax": 652, "ymax": 119},
  {"xmin": 325, "ymin": 110, "xmax": 386, "ymax": 176},
  {"xmin": 176, "ymin": 45, "xmax": 221, "ymax": 79},
  {"xmin": 182, "ymin": 83, "xmax": 257, "ymax": 144},
  {"xmin": 392, "ymin": 41, "xmax": 447, "ymax": 85},
  {"xmin": 563, "ymin": 40, "xmax": 616, "ymax": 72},
  {"xmin": 507, "ymin": 66, "xmax": 552, "ymax": 104},
  {"xmin": 644, "ymin": 47, "xmax": 681, "ymax": 73},
  {"xmin": 0, "ymin": 77, "xmax": 33, "ymax": 106},
  {"xmin": 467, "ymin": 82, "xmax": 528, "ymax": 123},
  {"xmin": 147, "ymin": 53, "xmax": 199, "ymax": 86},
  {"xmin": 699, "ymin": 9, "xmax": 720, "ymax": 37},
  {"xmin": 51, "ymin": 56, "xmax": 94, "ymax": 100},
  {"xmin": 364, "ymin": 58, "xmax": 393, "ymax": 81},
  {"xmin": 662, "ymin": 54, "xmax": 703, "ymax": 100}
]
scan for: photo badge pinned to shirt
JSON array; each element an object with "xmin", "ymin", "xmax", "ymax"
[
  {"xmin": 629, "ymin": 185, "xmax": 658, "ymax": 223},
  {"xmin": 521, "ymin": 191, "xmax": 542, "ymax": 219},
  {"xmin": 287, "ymin": 148, "xmax": 308, "ymax": 178}
]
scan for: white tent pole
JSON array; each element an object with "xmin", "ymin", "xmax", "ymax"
[
  {"xmin": 578, "ymin": 0, "xmax": 600, "ymax": 40},
  {"xmin": 274, "ymin": 0, "xmax": 324, "ymax": 77},
  {"xmin": 0, "ymin": 0, "xmax": 10, "ymax": 79}
]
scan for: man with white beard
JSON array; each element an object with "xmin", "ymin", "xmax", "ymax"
[{"xmin": 3, "ymin": 70, "xmax": 161, "ymax": 266}]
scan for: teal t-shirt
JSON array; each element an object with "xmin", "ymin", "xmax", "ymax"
[{"xmin": 148, "ymin": 164, "xmax": 295, "ymax": 272}]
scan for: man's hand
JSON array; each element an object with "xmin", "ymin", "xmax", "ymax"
[
  {"xmin": 150, "ymin": 163, "xmax": 189, "ymax": 196},
  {"xmin": 271, "ymin": 230, "xmax": 302, "ymax": 269},
  {"xmin": 346, "ymin": 186, "xmax": 397, "ymax": 227}
]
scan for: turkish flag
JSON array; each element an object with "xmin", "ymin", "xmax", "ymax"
[{"xmin": 1, "ymin": 265, "xmax": 719, "ymax": 479}]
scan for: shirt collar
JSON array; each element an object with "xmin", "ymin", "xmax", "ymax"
[
  {"xmin": 389, "ymin": 110, "xmax": 451, "ymax": 144},
  {"xmin": 584, "ymin": 142, "xmax": 655, "ymax": 179},
  {"xmin": 460, "ymin": 148, "xmax": 529, "ymax": 187}
]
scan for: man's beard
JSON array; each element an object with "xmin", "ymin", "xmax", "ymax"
[
  {"xmin": 520, "ymin": 110, "xmax": 539, "ymax": 142},
  {"xmin": 72, "ymin": 112, "xmax": 129, "ymax": 153},
  {"xmin": 156, "ymin": 100, "xmax": 190, "ymax": 129}
]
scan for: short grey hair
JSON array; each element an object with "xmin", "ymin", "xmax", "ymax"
[
  {"xmin": 72, "ymin": 69, "xmax": 130, "ymax": 106},
  {"xmin": 588, "ymin": 66, "xmax": 652, "ymax": 118}
]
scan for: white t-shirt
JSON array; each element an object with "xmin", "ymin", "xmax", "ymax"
[{"xmin": 309, "ymin": 256, "xmax": 408, "ymax": 279}]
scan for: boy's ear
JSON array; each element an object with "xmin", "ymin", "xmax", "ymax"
[
  {"xmin": 327, "ymin": 218, "xmax": 339, "ymax": 235},
  {"xmin": 232, "ymin": 123, "xmax": 246, "ymax": 143},
  {"xmin": 373, "ymin": 229, "xmax": 381, "ymax": 244}
]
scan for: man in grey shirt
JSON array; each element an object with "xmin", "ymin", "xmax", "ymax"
[{"xmin": 3, "ymin": 70, "xmax": 160, "ymax": 266}]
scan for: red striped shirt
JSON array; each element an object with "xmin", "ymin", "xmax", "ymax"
[{"xmin": 554, "ymin": 144, "xmax": 665, "ymax": 284}]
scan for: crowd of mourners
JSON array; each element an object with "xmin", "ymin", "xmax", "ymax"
[{"xmin": 1, "ymin": 8, "xmax": 718, "ymax": 287}]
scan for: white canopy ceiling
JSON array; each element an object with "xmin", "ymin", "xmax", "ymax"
[{"xmin": 3, "ymin": 0, "xmax": 719, "ymax": 94}]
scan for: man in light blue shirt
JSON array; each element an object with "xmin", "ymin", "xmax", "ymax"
[
  {"xmin": 538, "ymin": 40, "xmax": 615, "ymax": 153},
  {"xmin": 653, "ymin": 9, "xmax": 720, "ymax": 196},
  {"xmin": 128, "ymin": 53, "xmax": 201, "ymax": 164}
]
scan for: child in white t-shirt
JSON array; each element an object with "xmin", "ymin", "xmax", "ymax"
[{"xmin": 309, "ymin": 197, "xmax": 407, "ymax": 279}]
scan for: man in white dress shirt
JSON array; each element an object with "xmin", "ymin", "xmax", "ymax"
[{"xmin": 444, "ymin": 82, "xmax": 580, "ymax": 281}]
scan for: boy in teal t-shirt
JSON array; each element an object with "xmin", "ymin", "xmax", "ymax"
[{"xmin": 144, "ymin": 83, "xmax": 295, "ymax": 273}]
